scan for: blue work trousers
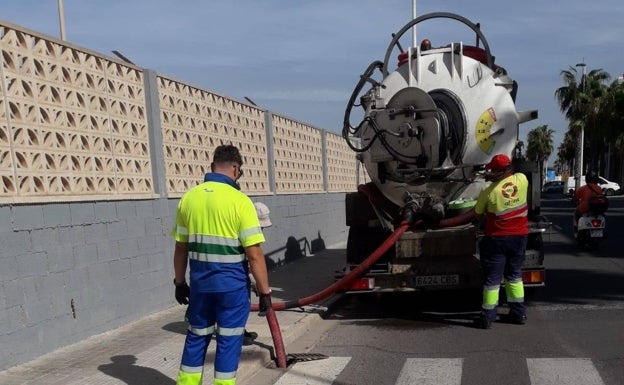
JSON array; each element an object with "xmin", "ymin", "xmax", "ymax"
[
  {"xmin": 478, "ymin": 235, "xmax": 528, "ymax": 321},
  {"xmin": 179, "ymin": 285, "xmax": 250, "ymax": 383}
]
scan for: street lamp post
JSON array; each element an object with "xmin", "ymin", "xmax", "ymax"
[
  {"xmin": 412, "ymin": 0, "xmax": 417, "ymax": 47},
  {"xmin": 575, "ymin": 62, "xmax": 586, "ymax": 191},
  {"xmin": 58, "ymin": 0, "xmax": 66, "ymax": 40}
]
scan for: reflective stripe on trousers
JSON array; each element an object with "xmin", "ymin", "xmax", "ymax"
[
  {"xmin": 176, "ymin": 286, "xmax": 250, "ymax": 385},
  {"xmin": 478, "ymin": 235, "xmax": 527, "ymax": 321}
]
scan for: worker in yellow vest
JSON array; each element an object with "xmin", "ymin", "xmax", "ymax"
[
  {"xmin": 172, "ymin": 145, "xmax": 272, "ymax": 385},
  {"xmin": 473, "ymin": 154, "xmax": 529, "ymax": 329}
]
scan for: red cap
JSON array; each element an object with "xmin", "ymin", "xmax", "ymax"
[{"xmin": 485, "ymin": 154, "xmax": 511, "ymax": 171}]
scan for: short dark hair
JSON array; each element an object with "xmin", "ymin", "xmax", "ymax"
[{"xmin": 212, "ymin": 145, "xmax": 243, "ymax": 166}]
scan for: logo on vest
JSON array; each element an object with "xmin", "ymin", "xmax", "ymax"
[{"xmin": 501, "ymin": 182, "xmax": 518, "ymax": 199}]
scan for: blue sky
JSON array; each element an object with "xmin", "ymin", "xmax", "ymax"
[{"xmin": 3, "ymin": 1, "xmax": 624, "ymax": 164}]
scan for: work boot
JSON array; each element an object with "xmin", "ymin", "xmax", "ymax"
[
  {"xmin": 473, "ymin": 315, "xmax": 492, "ymax": 329},
  {"xmin": 243, "ymin": 329, "xmax": 258, "ymax": 346},
  {"xmin": 501, "ymin": 313, "xmax": 527, "ymax": 325}
]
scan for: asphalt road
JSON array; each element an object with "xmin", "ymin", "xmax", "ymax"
[{"xmin": 246, "ymin": 194, "xmax": 624, "ymax": 385}]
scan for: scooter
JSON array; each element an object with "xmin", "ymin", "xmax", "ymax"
[{"xmin": 573, "ymin": 211, "xmax": 607, "ymax": 249}]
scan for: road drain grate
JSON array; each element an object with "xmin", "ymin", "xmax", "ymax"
[{"xmin": 286, "ymin": 353, "xmax": 329, "ymax": 364}]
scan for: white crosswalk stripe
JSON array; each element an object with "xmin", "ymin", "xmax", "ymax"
[
  {"xmin": 273, "ymin": 356, "xmax": 352, "ymax": 385},
  {"xmin": 527, "ymin": 358, "xmax": 605, "ymax": 385},
  {"xmin": 396, "ymin": 358, "xmax": 463, "ymax": 385},
  {"xmin": 271, "ymin": 357, "xmax": 607, "ymax": 385}
]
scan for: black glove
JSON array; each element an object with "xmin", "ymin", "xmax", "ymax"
[
  {"xmin": 174, "ymin": 280, "xmax": 190, "ymax": 305},
  {"xmin": 258, "ymin": 292, "xmax": 272, "ymax": 317}
]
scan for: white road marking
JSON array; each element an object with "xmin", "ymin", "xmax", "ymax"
[
  {"xmin": 530, "ymin": 302, "xmax": 624, "ymax": 311},
  {"xmin": 273, "ymin": 356, "xmax": 351, "ymax": 385},
  {"xmin": 269, "ymin": 357, "xmax": 609, "ymax": 385},
  {"xmin": 395, "ymin": 358, "xmax": 463, "ymax": 385},
  {"xmin": 527, "ymin": 358, "xmax": 605, "ymax": 385}
]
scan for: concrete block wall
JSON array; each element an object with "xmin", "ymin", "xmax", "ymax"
[
  {"xmin": 0, "ymin": 198, "xmax": 176, "ymax": 370},
  {"xmin": 0, "ymin": 20, "xmax": 350, "ymax": 371},
  {"xmin": 249, "ymin": 193, "xmax": 348, "ymax": 267},
  {"xmin": 1, "ymin": 193, "xmax": 347, "ymax": 370},
  {"xmin": 0, "ymin": 23, "xmax": 361, "ymax": 205}
]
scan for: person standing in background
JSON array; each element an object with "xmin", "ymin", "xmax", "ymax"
[{"xmin": 242, "ymin": 202, "xmax": 273, "ymax": 345}]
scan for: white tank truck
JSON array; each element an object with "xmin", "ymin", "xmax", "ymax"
[{"xmin": 340, "ymin": 12, "xmax": 547, "ymax": 293}]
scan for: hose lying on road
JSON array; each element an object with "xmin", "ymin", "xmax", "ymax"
[{"xmin": 252, "ymin": 220, "xmax": 410, "ymax": 368}]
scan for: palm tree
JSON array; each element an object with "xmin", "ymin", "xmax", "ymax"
[
  {"xmin": 554, "ymin": 66, "xmax": 610, "ymax": 172},
  {"xmin": 599, "ymin": 80, "xmax": 624, "ymax": 171},
  {"xmin": 526, "ymin": 125, "xmax": 554, "ymax": 183},
  {"xmin": 582, "ymin": 71, "xmax": 611, "ymax": 171},
  {"xmin": 556, "ymin": 130, "xmax": 577, "ymax": 174}
]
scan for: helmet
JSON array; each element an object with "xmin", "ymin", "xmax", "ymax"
[
  {"xmin": 254, "ymin": 202, "xmax": 272, "ymax": 228},
  {"xmin": 586, "ymin": 171, "xmax": 600, "ymax": 184}
]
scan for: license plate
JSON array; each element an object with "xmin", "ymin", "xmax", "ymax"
[
  {"xmin": 590, "ymin": 229, "xmax": 603, "ymax": 238},
  {"xmin": 412, "ymin": 274, "xmax": 459, "ymax": 287}
]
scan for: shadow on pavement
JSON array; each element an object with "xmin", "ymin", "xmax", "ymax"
[
  {"xmin": 162, "ymin": 320, "xmax": 188, "ymax": 335},
  {"xmin": 267, "ymin": 248, "xmax": 347, "ymax": 306},
  {"xmin": 323, "ymin": 290, "xmax": 483, "ymax": 329},
  {"xmin": 98, "ymin": 355, "xmax": 175, "ymax": 385}
]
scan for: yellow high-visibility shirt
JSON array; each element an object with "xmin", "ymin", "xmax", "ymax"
[
  {"xmin": 474, "ymin": 173, "xmax": 529, "ymax": 236},
  {"xmin": 173, "ymin": 180, "xmax": 265, "ymax": 292}
]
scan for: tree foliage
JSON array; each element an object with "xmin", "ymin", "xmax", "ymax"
[
  {"xmin": 526, "ymin": 125, "xmax": 554, "ymax": 181},
  {"xmin": 554, "ymin": 66, "xmax": 624, "ymax": 175},
  {"xmin": 556, "ymin": 130, "xmax": 577, "ymax": 172}
]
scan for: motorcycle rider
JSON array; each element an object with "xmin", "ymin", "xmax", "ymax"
[{"xmin": 573, "ymin": 171, "xmax": 603, "ymax": 228}]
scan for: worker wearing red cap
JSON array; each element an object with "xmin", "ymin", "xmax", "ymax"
[{"xmin": 473, "ymin": 154, "xmax": 529, "ymax": 329}]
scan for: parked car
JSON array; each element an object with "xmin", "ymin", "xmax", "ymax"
[
  {"xmin": 542, "ymin": 180, "xmax": 564, "ymax": 194},
  {"xmin": 565, "ymin": 176, "xmax": 621, "ymax": 196}
]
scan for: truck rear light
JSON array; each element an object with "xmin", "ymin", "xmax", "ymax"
[
  {"xmin": 343, "ymin": 277, "xmax": 375, "ymax": 291},
  {"xmin": 522, "ymin": 270, "xmax": 545, "ymax": 284}
]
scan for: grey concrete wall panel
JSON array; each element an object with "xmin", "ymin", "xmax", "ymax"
[
  {"xmin": 0, "ymin": 192, "xmax": 347, "ymax": 370},
  {"xmin": 94, "ymin": 202, "xmax": 118, "ymax": 223},
  {"xmin": 143, "ymin": 69, "xmax": 168, "ymax": 197},
  {"xmin": 321, "ymin": 130, "xmax": 328, "ymax": 192},
  {"xmin": 1, "ymin": 229, "xmax": 31, "ymax": 255},
  {"xmin": 264, "ymin": 111, "xmax": 276, "ymax": 193},
  {"xmin": 11, "ymin": 206, "xmax": 44, "ymax": 230},
  {"xmin": 0, "ymin": 198, "xmax": 177, "ymax": 370},
  {"xmin": 250, "ymin": 193, "xmax": 347, "ymax": 267},
  {"xmin": 0, "ymin": 206, "xmax": 12, "ymax": 232},
  {"xmin": 42, "ymin": 203, "xmax": 71, "ymax": 228},
  {"xmin": 0, "ymin": 253, "xmax": 18, "ymax": 282}
]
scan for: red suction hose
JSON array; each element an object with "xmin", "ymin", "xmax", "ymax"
[
  {"xmin": 265, "ymin": 308, "xmax": 287, "ymax": 368},
  {"xmin": 252, "ymin": 221, "xmax": 409, "ymax": 368}
]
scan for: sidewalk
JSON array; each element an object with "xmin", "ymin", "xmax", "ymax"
[{"xmin": 0, "ymin": 245, "xmax": 346, "ymax": 385}]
